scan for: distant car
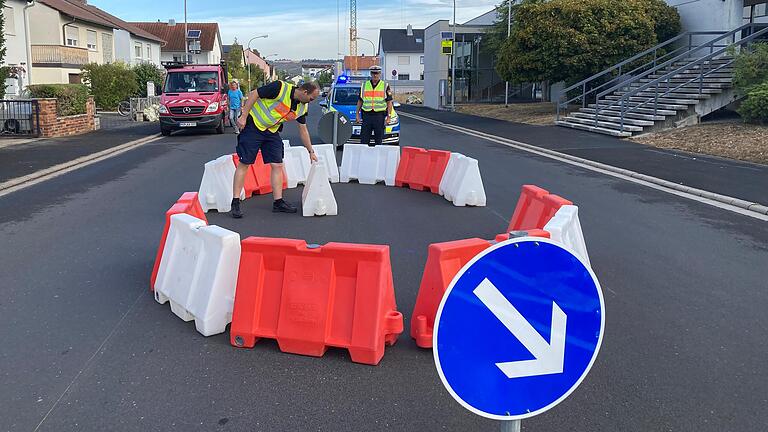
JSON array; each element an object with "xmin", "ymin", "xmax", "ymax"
[
  {"xmin": 157, "ymin": 61, "xmax": 230, "ymax": 136},
  {"xmin": 319, "ymin": 76, "xmax": 400, "ymax": 148}
]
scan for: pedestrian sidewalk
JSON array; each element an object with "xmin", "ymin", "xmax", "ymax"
[
  {"xmin": 400, "ymin": 105, "xmax": 768, "ymax": 206},
  {"xmin": 0, "ymin": 119, "xmax": 158, "ymax": 184}
]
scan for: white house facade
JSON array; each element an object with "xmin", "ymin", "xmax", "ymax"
[{"xmin": 2, "ymin": 0, "xmax": 32, "ymax": 96}]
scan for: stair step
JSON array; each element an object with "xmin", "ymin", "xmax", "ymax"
[
  {"xmin": 618, "ymin": 91, "xmax": 711, "ymax": 100},
  {"xmin": 648, "ymin": 73, "xmax": 733, "ymax": 80},
  {"xmin": 636, "ymin": 78, "xmax": 731, "ymax": 87},
  {"xmin": 561, "ymin": 116, "xmax": 644, "ymax": 132},
  {"xmin": 571, "ymin": 111, "xmax": 655, "ymax": 126},
  {"xmin": 582, "ymin": 107, "xmax": 668, "ymax": 120},
  {"xmin": 627, "ymin": 84, "xmax": 723, "ymax": 94},
  {"xmin": 604, "ymin": 95, "xmax": 697, "ymax": 105},
  {"xmin": 556, "ymin": 121, "xmax": 633, "ymax": 137},
  {"xmin": 590, "ymin": 102, "xmax": 684, "ymax": 113}
]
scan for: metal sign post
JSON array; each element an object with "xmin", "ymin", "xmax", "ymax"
[{"xmin": 500, "ymin": 420, "xmax": 521, "ymax": 432}]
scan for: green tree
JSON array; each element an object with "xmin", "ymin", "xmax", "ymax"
[
  {"xmin": 495, "ymin": 0, "xmax": 680, "ymax": 86},
  {"xmin": 316, "ymin": 70, "xmax": 333, "ymax": 88},
  {"xmin": 227, "ymin": 40, "xmax": 245, "ymax": 73},
  {"xmin": 81, "ymin": 62, "xmax": 139, "ymax": 109},
  {"xmin": 132, "ymin": 63, "xmax": 164, "ymax": 97},
  {"xmin": 732, "ymin": 42, "xmax": 768, "ymax": 95}
]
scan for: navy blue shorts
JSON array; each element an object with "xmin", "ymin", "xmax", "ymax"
[{"xmin": 236, "ymin": 117, "xmax": 284, "ymax": 165}]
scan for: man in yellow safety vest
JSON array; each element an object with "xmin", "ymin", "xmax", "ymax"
[
  {"xmin": 232, "ymin": 80, "xmax": 320, "ymax": 217},
  {"xmin": 355, "ymin": 65, "xmax": 393, "ymax": 146}
]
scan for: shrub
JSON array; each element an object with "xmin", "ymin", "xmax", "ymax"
[
  {"xmin": 28, "ymin": 84, "xmax": 89, "ymax": 116},
  {"xmin": 132, "ymin": 63, "xmax": 164, "ymax": 97},
  {"xmin": 80, "ymin": 62, "xmax": 139, "ymax": 110},
  {"xmin": 737, "ymin": 82, "xmax": 768, "ymax": 124},
  {"xmin": 732, "ymin": 42, "xmax": 768, "ymax": 95},
  {"xmin": 496, "ymin": 0, "xmax": 681, "ymax": 86}
]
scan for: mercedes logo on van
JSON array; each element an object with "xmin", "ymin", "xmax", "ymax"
[{"xmin": 182, "ymin": 106, "xmax": 192, "ymax": 114}]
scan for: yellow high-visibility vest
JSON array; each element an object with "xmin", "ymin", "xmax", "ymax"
[
  {"xmin": 361, "ymin": 80, "xmax": 387, "ymax": 112},
  {"xmin": 249, "ymin": 81, "xmax": 308, "ymax": 133}
]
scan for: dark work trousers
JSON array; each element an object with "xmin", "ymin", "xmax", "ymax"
[{"xmin": 360, "ymin": 110, "xmax": 386, "ymax": 146}]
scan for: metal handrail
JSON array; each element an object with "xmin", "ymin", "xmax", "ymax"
[
  {"xmin": 555, "ymin": 30, "xmax": 726, "ymax": 119},
  {"xmin": 593, "ymin": 24, "xmax": 768, "ymax": 132}
]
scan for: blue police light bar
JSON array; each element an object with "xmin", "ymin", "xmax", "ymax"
[{"xmin": 336, "ymin": 75, "xmax": 349, "ymax": 84}]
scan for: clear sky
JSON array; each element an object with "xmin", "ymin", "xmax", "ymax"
[{"xmin": 88, "ymin": 0, "xmax": 499, "ymax": 59}]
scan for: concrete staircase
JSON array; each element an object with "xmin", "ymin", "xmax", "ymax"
[
  {"xmin": 555, "ymin": 25, "xmax": 768, "ymax": 138},
  {"xmin": 556, "ymin": 57, "xmax": 738, "ymax": 137}
]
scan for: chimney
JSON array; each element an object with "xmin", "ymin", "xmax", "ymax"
[
  {"xmin": 406, "ymin": 24, "xmax": 413, "ymax": 36},
  {"xmin": 168, "ymin": 19, "xmax": 176, "ymax": 26}
]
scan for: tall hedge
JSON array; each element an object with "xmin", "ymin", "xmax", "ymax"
[
  {"xmin": 132, "ymin": 63, "xmax": 165, "ymax": 97},
  {"xmin": 496, "ymin": 0, "xmax": 681, "ymax": 86},
  {"xmin": 28, "ymin": 84, "xmax": 89, "ymax": 116},
  {"xmin": 80, "ymin": 62, "xmax": 139, "ymax": 110}
]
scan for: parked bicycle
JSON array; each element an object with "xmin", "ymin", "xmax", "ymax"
[{"xmin": 117, "ymin": 100, "xmax": 131, "ymax": 117}]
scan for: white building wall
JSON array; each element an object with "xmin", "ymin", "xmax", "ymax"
[
  {"xmin": 380, "ymin": 52, "xmax": 423, "ymax": 81},
  {"xmin": 3, "ymin": 0, "xmax": 31, "ymax": 95},
  {"xmin": 424, "ymin": 20, "xmax": 452, "ymax": 109},
  {"xmin": 113, "ymin": 28, "xmax": 132, "ymax": 64},
  {"xmin": 665, "ymin": 0, "xmax": 744, "ymax": 32}
]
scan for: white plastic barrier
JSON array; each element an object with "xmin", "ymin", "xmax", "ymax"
[
  {"xmin": 154, "ymin": 213, "xmax": 242, "ymax": 336},
  {"xmin": 301, "ymin": 161, "xmax": 338, "ymax": 217},
  {"xmin": 283, "ymin": 139, "xmax": 290, "ymax": 149},
  {"xmin": 544, "ymin": 205, "xmax": 590, "ymax": 266},
  {"xmin": 283, "ymin": 146, "xmax": 312, "ymax": 188},
  {"xmin": 339, "ymin": 144, "xmax": 400, "ymax": 186},
  {"xmin": 438, "ymin": 153, "xmax": 487, "ymax": 207},
  {"xmin": 198, "ymin": 154, "xmax": 243, "ymax": 213},
  {"xmin": 312, "ymin": 144, "xmax": 340, "ymax": 183}
]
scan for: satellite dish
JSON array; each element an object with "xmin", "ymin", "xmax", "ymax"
[{"xmin": 318, "ymin": 111, "xmax": 353, "ymax": 148}]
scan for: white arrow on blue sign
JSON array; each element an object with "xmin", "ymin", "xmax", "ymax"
[{"xmin": 433, "ymin": 237, "xmax": 605, "ymax": 421}]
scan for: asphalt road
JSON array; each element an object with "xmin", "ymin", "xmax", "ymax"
[{"xmin": 1, "ymin": 103, "xmax": 766, "ymax": 431}]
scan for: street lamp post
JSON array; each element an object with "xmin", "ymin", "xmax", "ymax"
[
  {"xmin": 505, "ymin": 0, "xmax": 511, "ymax": 107},
  {"xmin": 246, "ymin": 35, "xmax": 268, "ymax": 90},
  {"xmin": 354, "ymin": 37, "xmax": 376, "ymax": 56},
  {"xmin": 451, "ymin": 0, "xmax": 456, "ymax": 111}
]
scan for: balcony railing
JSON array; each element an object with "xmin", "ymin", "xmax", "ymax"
[{"xmin": 31, "ymin": 45, "xmax": 89, "ymax": 66}]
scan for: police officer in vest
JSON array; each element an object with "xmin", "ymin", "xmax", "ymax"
[
  {"xmin": 232, "ymin": 80, "xmax": 320, "ymax": 218},
  {"xmin": 355, "ymin": 65, "xmax": 393, "ymax": 146}
]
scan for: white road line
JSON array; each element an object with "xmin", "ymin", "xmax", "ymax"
[
  {"xmin": 0, "ymin": 134, "xmax": 163, "ymax": 198},
  {"xmin": 400, "ymin": 112, "xmax": 768, "ymax": 222}
]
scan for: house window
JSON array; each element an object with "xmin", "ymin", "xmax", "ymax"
[
  {"xmin": 65, "ymin": 25, "xmax": 79, "ymax": 47},
  {"xmin": 87, "ymin": 30, "xmax": 97, "ymax": 50},
  {"xmin": 147, "ymin": 44, "xmax": 151, "ymax": 60},
  {"xmin": 416, "ymin": 38, "xmax": 422, "ymax": 43},
  {"xmin": 420, "ymin": 55, "xmax": 424, "ymax": 64},
  {"xmin": 134, "ymin": 42, "xmax": 143, "ymax": 59},
  {"xmin": 420, "ymin": 73, "xmax": 424, "ymax": 80},
  {"xmin": 398, "ymin": 56, "xmax": 410, "ymax": 65},
  {"xmin": 3, "ymin": 7, "xmax": 15, "ymax": 35},
  {"xmin": 398, "ymin": 74, "xmax": 410, "ymax": 80}
]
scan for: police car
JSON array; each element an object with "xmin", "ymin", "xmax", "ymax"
[{"xmin": 319, "ymin": 75, "xmax": 400, "ymax": 146}]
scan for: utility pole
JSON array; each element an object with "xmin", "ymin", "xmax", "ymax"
[
  {"xmin": 505, "ymin": 0, "xmax": 511, "ymax": 107},
  {"xmin": 451, "ymin": 0, "xmax": 456, "ymax": 111},
  {"xmin": 184, "ymin": 0, "xmax": 188, "ymax": 63}
]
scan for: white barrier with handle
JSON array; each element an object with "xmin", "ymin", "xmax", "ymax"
[
  {"xmin": 544, "ymin": 205, "xmax": 590, "ymax": 266},
  {"xmin": 198, "ymin": 154, "xmax": 243, "ymax": 213},
  {"xmin": 439, "ymin": 153, "xmax": 487, "ymax": 207},
  {"xmin": 312, "ymin": 143, "xmax": 340, "ymax": 183},
  {"xmin": 302, "ymin": 161, "xmax": 338, "ymax": 217},
  {"xmin": 154, "ymin": 213, "xmax": 242, "ymax": 336},
  {"xmin": 283, "ymin": 145, "xmax": 312, "ymax": 189},
  {"xmin": 340, "ymin": 144, "xmax": 400, "ymax": 186}
]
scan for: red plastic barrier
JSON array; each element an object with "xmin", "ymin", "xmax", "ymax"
[
  {"xmin": 394, "ymin": 147, "xmax": 451, "ymax": 192},
  {"xmin": 230, "ymin": 238, "xmax": 404, "ymax": 365},
  {"xmin": 232, "ymin": 153, "xmax": 288, "ymax": 196},
  {"xmin": 150, "ymin": 192, "xmax": 208, "ymax": 291},
  {"xmin": 410, "ymin": 238, "xmax": 491, "ymax": 348},
  {"xmin": 507, "ymin": 185, "xmax": 573, "ymax": 232}
]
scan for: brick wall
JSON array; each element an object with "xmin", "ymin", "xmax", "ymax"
[{"xmin": 36, "ymin": 97, "xmax": 96, "ymax": 138}]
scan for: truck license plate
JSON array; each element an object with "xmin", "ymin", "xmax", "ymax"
[
  {"xmin": 179, "ymin": 122, "xmax": 197, "ymax": 127},
  {"xmin": 352, "ymin": 126, "xmax": 361, "ymax": 135}
]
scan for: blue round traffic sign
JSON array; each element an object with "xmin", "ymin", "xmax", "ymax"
[{"xmin": 433, "ymin": 237, "xmax": 604, "ymax": 420}]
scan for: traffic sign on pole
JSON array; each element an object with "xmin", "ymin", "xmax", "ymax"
[{"xmin": 433, "ymin": 237, "xmax": 604, "ymax": 421}]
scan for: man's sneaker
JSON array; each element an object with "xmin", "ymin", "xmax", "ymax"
[
  {"xmin": 231, "ymin": 198, "xmax": 243, "ymax": 218},
  {"xmin": 273, "ymin": 199, "xmax": 297, "ymax": 213}
]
